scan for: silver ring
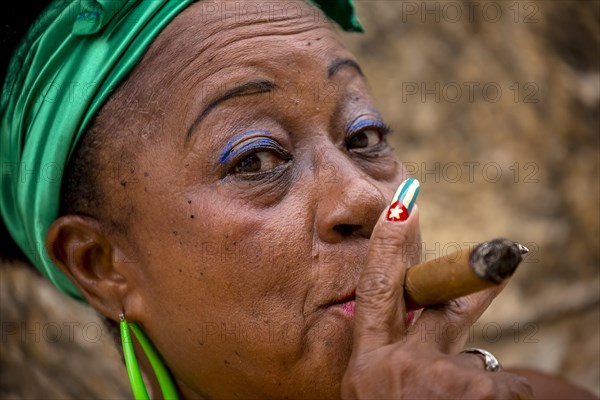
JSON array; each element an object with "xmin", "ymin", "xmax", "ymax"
[{"xmin": 461, "ymin": 347, "xmax": 502, "ymax": 372}]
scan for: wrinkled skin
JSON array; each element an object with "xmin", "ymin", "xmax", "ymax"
[{"xmin": 45, "ymin": 1, "xmax": 538, "ymax": 399}]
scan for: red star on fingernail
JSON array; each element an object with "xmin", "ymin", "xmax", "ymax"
[{"xmin": 387, "ymin": 201, "xmax": 408, "ymax": 222}]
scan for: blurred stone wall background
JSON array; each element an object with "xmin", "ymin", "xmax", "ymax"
[{"xmin": 1, "ymin": 0, "xmax": 599, "ymax": 398}]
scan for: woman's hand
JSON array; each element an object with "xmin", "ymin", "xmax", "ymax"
[{"xmin": 341, "ymin": 205, "xmax": 534, "ymax": 399}]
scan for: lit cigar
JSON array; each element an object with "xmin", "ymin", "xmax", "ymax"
[{"xmin": 404, "ymin": 238, "xmax": 528, "ymax": 311}]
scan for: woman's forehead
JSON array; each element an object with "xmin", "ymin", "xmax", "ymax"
[{"xmin": 133, "ymin": 0, "xmax": 351, "ymax": 91}]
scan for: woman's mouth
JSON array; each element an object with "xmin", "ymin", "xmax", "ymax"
[
  {"xmin": 328, "ymin": 291, "xmax": 356, "ymax": 319},
  {"xmin": 339, "ymin": 299, "xmax": 356, "ymax": 317},
  {"xmin": 329, "ymin": 292, "xmax": 418, "ymax": 325}
]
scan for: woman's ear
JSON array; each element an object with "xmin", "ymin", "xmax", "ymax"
[{"xmin": 45, "ymin": 215, "xmax": 141, "ymax": 321}]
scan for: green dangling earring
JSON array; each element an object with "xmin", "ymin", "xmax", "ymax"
[{"xmin": 119, "ymin": 314, "xmax": 179, "ymax": 400}]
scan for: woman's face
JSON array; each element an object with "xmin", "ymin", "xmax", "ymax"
[{"xmin": 95, "ymin": 1, "xmax": 408, "ymax": 398}]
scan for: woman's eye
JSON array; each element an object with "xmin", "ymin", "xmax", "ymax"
[
  {"xmin": 233, "ymin": 151, "xmax": 285, "ymax": 174},
  {"xmin": 347, "ymin": 129, "xmax": 383, "ymax": 150}
]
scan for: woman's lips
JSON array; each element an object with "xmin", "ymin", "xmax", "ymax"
[
  {"xmin": 328, "ymin": 290, "xmax": 356, "ymax": 318},
  {"xmin": 341, "ymin": 300, "xmax": 355, "ymax": 317},
  {"xmin": 331, "ymin": 299, "xmax": 418, "ymax": 325}
]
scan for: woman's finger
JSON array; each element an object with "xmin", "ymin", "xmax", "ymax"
[
  {"xmin": 343, "ymin": 341, "xmax": 534, "ymax": 399},
  {"xmin": 408, "ymin": 282, "xmax": 508, "ymax": 353},
  {"xmin": 353, "ymin": 178, "xmax": 421, "ymax": 353}
]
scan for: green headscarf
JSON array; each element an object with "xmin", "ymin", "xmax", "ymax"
[{"xmin": 0, "ymin": 0, "xmax": 362, "ymax": 301}]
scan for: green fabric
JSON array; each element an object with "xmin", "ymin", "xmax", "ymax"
[
  {"xmin": 0, "ymin": 0, "xmax": 362, "ymax": 301},
  {"xmin": 308, "ymin": 0, "xmax": 363, "ymax": 32}
]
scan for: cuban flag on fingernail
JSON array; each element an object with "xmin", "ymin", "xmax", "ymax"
[{"xmin": 387, "ymin": 178, "xmax": 420, "ymax": 222}]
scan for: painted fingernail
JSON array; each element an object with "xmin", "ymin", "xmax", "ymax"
[{"xmin": 386, "ymin": 178, "xmax": 420, "ymax": 222}]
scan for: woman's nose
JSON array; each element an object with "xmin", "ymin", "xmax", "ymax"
[{"xmin": 314, "ymin": 154, "xmax": 388, "ymax": 244}]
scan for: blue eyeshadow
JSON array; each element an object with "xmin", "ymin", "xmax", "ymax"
[
  {"xmin": 349, "ymin": 119, "xmax": 386, "ymax": 132},
  {"xmin": 218, "ymin": 130, "xmax": 272, "ymax": 164}
]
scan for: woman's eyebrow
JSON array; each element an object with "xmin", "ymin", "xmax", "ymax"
[
  {"xmin": 185, "ymin": 80, "xmax": 276, "ymax": 142},
  {"xmin": 327, "ymin": 58, "xmax": 363, "ymax": 79}
]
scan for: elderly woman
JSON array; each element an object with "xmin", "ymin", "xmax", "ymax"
[{"xmin": 1, "ymin": 1, "xmax": 596, "ymax": 399}]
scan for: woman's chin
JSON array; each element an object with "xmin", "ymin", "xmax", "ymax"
[{"xmin": 305, "ymin": 307, "xmax": 355, "ymax": 363}]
